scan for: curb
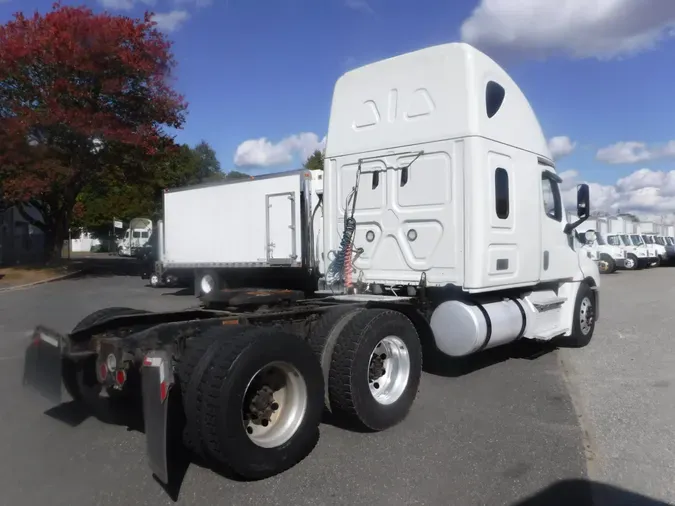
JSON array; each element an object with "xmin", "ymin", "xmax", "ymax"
[{"xmin": 0, "ymin": 270, "xmax": 84, "ymax": 293}]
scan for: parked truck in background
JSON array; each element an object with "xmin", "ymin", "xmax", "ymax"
[
  {"xmin": 143, "ymin": 170, "xmax": 324, "ymax": 292},
  {"xmin": 117, "ymin": 217, "xmax": 153, "ymax": 257},
  {"xmin": 607, "ymin": 216, "xmax": 649, "ymax": 269},
  {"xmin": 574, "ymin": 216, "xmax": 627, "ymax": 273},
  {"xmin": 637, "ymin": 222, "xmax": 666, "ymax": 266},
  {"xmin": 23, "ymin": 43, "xmax": 600, "ymax": 490}
]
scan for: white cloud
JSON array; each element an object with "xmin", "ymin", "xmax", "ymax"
[
  {"xmin": 345, "ymin": 0, "xmax": 374, "ymax": 13},
  {"xmin": 234, "ymin": 132, "xmax": 326, "ymax": 168},
  {"xmin": 548, "ymin": 136, "xmax": 576, "ymax": 160},
  {"xmin": 596, "ymin": 140, "xmax": 675, "ymax": 164},
  {"xmin": 174, "ymin": 0, "xmax": 212, "ymax": 7},
  {"xmin": 460, "ymin": 0, "xmax": 675, "ymax": 61},
  {"xmin": 560, "ymin": 168, "xmax": 675, "ymax": 221},
  {"xmin": 151, "ymin": 10, "xmax": 190, "ymax": 32},
  {"xmin": 98, "ymin": 0, "xmax": 155, "ymax": 10}
]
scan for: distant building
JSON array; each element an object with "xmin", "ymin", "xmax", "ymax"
[{"xmin": 0, "ymin": 202, "xmax": 45, "ymax": 266}]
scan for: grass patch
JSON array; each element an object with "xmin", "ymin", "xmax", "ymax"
[{"xmin": 0, "ymin": 263, "xmax": 75, "ymax": 287}]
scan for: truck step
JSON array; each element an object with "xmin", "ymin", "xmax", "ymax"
[{"xmin": 531, "ymin": 296, "xmax": 567, "ymax": 312}]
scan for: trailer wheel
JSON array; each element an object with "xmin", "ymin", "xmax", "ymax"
[
  {"xmin": 197, "ymin": 326, "xmax": 324, "ymax": 479},
  {"xmin": 328, "ymin": 308, "xmax": 422, "ymax": 431},
  {"xmin": 566, "ymin": 283, "xmax": 596, "ymax": 348},
  {"xmin": 306, "ymin": 305, "xmax": 364, "ymax": 409},
  {"xmin": 64, "ymin": 307, "xmax": 148, "ymax": 402}
]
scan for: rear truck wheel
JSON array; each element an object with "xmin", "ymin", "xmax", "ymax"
[
  {"xmin": 194, "ymin": 269, "xmax": 223, "ymax": 298},
  {"xmin": 625, "ymin": 254, "xmax": 638, "ymax": 271},
  {"xmin": 194, "ymin": 326, "xmax": 324, "ymax": 479},
  {"xmin": 565, "ymin": 283, "xmax": 596, "ymax": 348},
  {"xmin": 64, "ymin": 307, "xmax": 147, "ymax": 403},
  {"xmin": 328, "ymin": 308, "xmax": 422, "ymax": 431},
  {"xmin": 150, "ymin": 273, "xmax": 161, "ymax": 288},
  {"xmin": 176, "ymin": 326, "xmax": 250, "ymax": 459},
  {"xmin": 598, "ymin": 254, "xmax": 615, "ymax": 274},
  {"xmin": 306, "ymin": 305, "xmax": 364, "ymax": 409},
  {"xmin": 654, "ymin": 256, "xmax": 662, "ymax": 267}
]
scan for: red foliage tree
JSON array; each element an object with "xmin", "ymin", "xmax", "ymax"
[{"xmin": 0, "ymin": 3, "xmax": 187, "ymax": 262}]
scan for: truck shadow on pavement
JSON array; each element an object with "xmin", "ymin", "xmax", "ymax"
[
  {"xmin": 422, "ymin": 339, "xmax": 558, "ymax": 378},
  {"xmin": 41, "ymin": 388, "xmax": 315, "ymax": 501},
  {"xmin": 513, "ymin": 478, "xmax": 672, "ymax": 506}
]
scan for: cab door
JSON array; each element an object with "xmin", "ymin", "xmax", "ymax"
[{"xmin": 539, "ymin": 169, "xmax": 576, "ymax": 282}]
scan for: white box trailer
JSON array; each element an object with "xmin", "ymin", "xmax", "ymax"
[
  {"xmin": 25, "ymin": 42, "xmax": 602, "ymax": 490},
  {"xmin": 150, "ymin": 170, "xmax": 324, "ymax": 290}
]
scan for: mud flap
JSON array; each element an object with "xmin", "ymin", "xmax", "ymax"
[
  {"xmin": 141, "ymin": 350, "xmax": 175, "ymax": 485},
  {"xmin": 22, "ymin": 326, "xmax": 65, "ymax": 405}
]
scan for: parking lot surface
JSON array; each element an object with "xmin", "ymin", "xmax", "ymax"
[
  {"xmin": 561, "ymin": 267, "xmax": 675, "ymax": 505},
  {"xmin": 0, "ymin": 266, "xmax": 601, "ymax": 506}
]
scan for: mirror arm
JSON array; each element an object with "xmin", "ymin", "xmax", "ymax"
[{"xmin": 564, "ymin": 214, "xmax": 589, "ymax": 234}]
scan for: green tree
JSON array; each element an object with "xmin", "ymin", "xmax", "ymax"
[
  {"xmin": 225, "ymin": 170, "xmax": 250, "ymax": 180},
  {"xmin": 303, "ymin": 150, "xmax": 325, "ymax": 171},
  {"xmin": 194, "ymin": 141, "xmax": 223, "ymax": 181}
]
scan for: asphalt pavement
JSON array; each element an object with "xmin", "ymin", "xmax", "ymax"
[
  {"xmin": 0, "ymin": 261, "xmax": 664, "ymax": 506},
  {"xmin": 561, "ymin": 267, "xmax": 675, "ymax": 505}
]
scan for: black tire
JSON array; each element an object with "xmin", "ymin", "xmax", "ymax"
[
  {"xmin": 567, "ymin": 283, "xmax": 596, "ymax": 348},
  {"xmin": 328, "ymin": 308, "xmax": 422, "ymax": 431},
  {"xmin": 196, "ymin": 326, "xmax": 324, "ymax": 480},
  {"xmin": 175, "ymin": 327, "xmax": 245, "ymax": 458},
  {"xmin": 64, "ymin": 307, "xmax": 147, "ymax": 402},
  {"xmin": 599, "ymin": 254, "xmax": 615, "ymax": 274},
  {"xmin": 72, "ymin": 307, "xmax": 147, "ymax": 333},
  {"xmin": 306, "ymin": 305, "xmax": 364, "ymax": 409},
  {"xmin": 625, "ymin": 253, "xmax": 639, "ymax": 271},
  {"xmin": 654, "ymin": 256, "xmax": 662, "ymax": 267}
]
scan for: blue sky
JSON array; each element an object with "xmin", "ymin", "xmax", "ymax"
[{"xmin": 2, "ymin": 0, "xmax": 675, "ymax": 217}]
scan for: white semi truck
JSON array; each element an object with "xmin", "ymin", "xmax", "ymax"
[
  {"xmin": 23, "ymin": 43, "xmax": 600, "ymax": 490},
  {"xmin": 607, "ymin": 216, "xmax": 650, "ymax": 269},
  {"xmin": 574, "ymin": 216, "xmax": 628, "ymax": 273},
  {"xmin": 117, "ymin": 217, "xmax": 153, "ymax": 257},
  {"xmin": 638, "ymin": 222, "xmax": 666, "ymax": 266}
]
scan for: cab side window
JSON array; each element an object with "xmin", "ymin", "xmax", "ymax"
[{"xmin": 541, "ymin": 173, "xmax": 562, "ymax": 222}]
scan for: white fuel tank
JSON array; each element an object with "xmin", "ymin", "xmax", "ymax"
[{"xmin": 429, "ymin": 299, "xmax": 531, "ymax": 357}]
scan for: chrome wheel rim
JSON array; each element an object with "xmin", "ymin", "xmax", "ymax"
[
  {"xmin": 368, "ymin": 336, "xmax": 410, "ymax": 405},
  {"xmin": 579, "ymin": 296, "xmax": 594, "ymax": 335},
  {"xmin": 200, "ymin": 274, "xmax": 215, "ymax": 294},
  {"xmin": 624, "ymin": 258, "xmax": 635, "ymax": 269},
  {"xmin": 242, "ymin": 361, "xmax": 307, "ymax": 448}
]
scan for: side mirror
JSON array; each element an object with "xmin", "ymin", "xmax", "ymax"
[
  {"xmin": 584, "ymin": 230, "xmax": 597, "ymax": 243},
  {"xmin": 577, "ymin": 184, "xmax": 590, "ymax": 220}
]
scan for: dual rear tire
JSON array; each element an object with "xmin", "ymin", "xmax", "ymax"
[{"xmin": 177, "ymin": 308, "xmax": 423, "ymax": 479}]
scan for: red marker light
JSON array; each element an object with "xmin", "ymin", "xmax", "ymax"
[
  {"xmin": 160, "ymin": 381, "xmax": 168, "ymax": 402},
  {"xmin": 115, "ymin": 369, "xmax": 127, "ymax": 386},
  {"xmin": 99, "ymin": 363, "xmax": 108, "ymax": 381}
]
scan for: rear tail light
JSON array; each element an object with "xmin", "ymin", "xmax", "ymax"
[{"xmin": 115, "ymin": 369, "xmax": 127, "ymax": 387}]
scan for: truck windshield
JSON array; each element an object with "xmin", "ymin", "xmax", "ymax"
[
  {"xmin": 642, "ymin": 235, "xmax": 654, "ymax": 244},
  {"xmin": 655, "ymin": 236, "xmax": 665, "ymax": 246},
  {"xmin": 607, "ymin": 235, "xmax": 621, "ymax": 246},
  {"xmin": 620, "ymin": 235, "xmax": 631, "ymax": 246},
  {"xmin": 630, "ymin": 234, "xmax": 644, "ymax": 245},
  {"xmin": 668, "ymin": 237, "xmax": 675, "ymax": 246}
]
